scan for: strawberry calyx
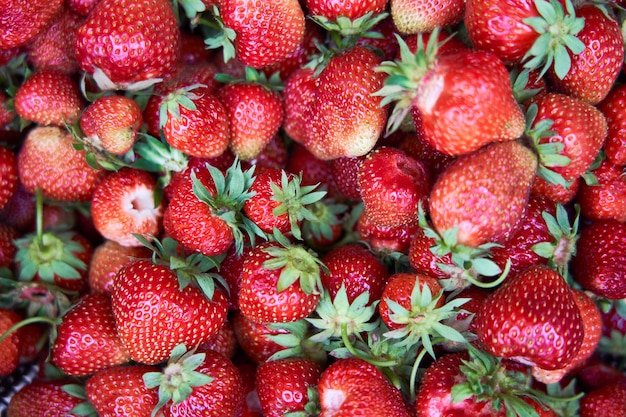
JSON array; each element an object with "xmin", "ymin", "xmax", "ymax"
[
  {"xmin": 191, "ymin": 159, "xmax": 267, "ymax": 255},
  {"xmin": 159, "ymin": 83, "xmax": 208, "ymax": 129},
  {"xmin": 0, "ymin": 278, "xmax": 73, "ymax": 319},
  {"xmin": 509, "ymin": 67, "xmax": 543, "ymax": 104},
  {"xmin": 214, "ymin": 66, "xmax": 284, "ymax": 93},
  {"xmin": 262, "ymin": 229, "xmax": 326, "ymax": 295},
  {"xmin": 172, "ymin": 0, "xmax": 207, "ymax": 25},
  {"xmin": 301, "ymin": 199, "xmax": 351, "ymax": 250},
  {"xmin": 418, "ymin": 204, "xmax": 511, "ymax": 293},
  {"xmin": 133, "ymin": 133, "xmax": 189, "ymax": 190},
  {"xmin": 201, "ymin": 5, "xmax": 238, "ymax": 64},
  {"xmin": 265, "ymin": 320, "xmax": 328, "ymax": 365},
  {"xmin": 521, "ymin": 0, "xmax": 585, "ymax": 79},
  {"xmin": 143, "ymin": 343, "xmax": 214, "ymax": 417},
  {"xmin": 63, "ymin": 384, "xmax": 98, "ymax": 417},
  {"xmin": 134, "ymin": 235, "xmax": 228, "ymax": 301},
  {"xmin": 373, "ymin": 30, "xmax": 440, "ymax": 136},
  {"xmin": 310, "ymin": 11, "xmax": 389, "ymax": 50},
  {"xmin": 284, "ymin": 386, "xmax": 321, "ymax": 417},
  {"xmin": 531, "ymin": 203, "xmax": 580, "ymax": 281}
]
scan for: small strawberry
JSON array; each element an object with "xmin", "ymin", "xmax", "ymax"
[
  {"xmin": 88, "ymin": 239, "xmax": 151, "ymax": 294},
  {"xmin": 429, "ymin": 140, "xmax": 537, "ymax": 248},
  {"xmin": 7, "ymin": 379, "xmax": 88, "ymax": 417},
  {"xmin": 598, "ymin": 82, "xmax": 626, "ymax": 166},
  {"xmin": 79, "ymin": 95, "xmax": 143, "ymax": 155},
  {"xmin": 358, "ymin": 146, "xmax": 430, "ymax": 228},
  {"xmin": 238, "ymin": 233, "xmax": 325, "ymax": 323},
  {"xmin": 0, "ymin": 0, "xmax": 64, "ymax": 49},
  {"xmin": 86, "ymin": 364, "xmax": 160, "ymax": 417},
  {"xmin": 570, "ymin": 220, "xmax": 626, "ymax": 300},
  {"xmin": 17, "ymin": 126, "xmax": 107, "ymax": 202},
  {"xmin": 580, "ymin": 384, "xmax": 626, "ymax": 417},
  {"xmin": 111, "ymin": 237, "xmax": 229, "ymax": 365},
  {"xmin": 51, "ymin": 293, "xmax": 131, "ymax": 377},
  {"xmin": 256, "ymin": 357, "xmax": 322, "ymax": 417},
  {"xmin": 90, "ymin": 168, "xmax": 165, "ymax": 247},
  {"xmin": 13, "ymin": 69, "xmax": 84, "ymax": 126},
  {"xmin": 576, "ymin": 158, "xmax": 626, "ymax": 222},
  {"xmin": 474, "ymin": 264, "xmax": 585, "ymax": 371},
  {"xmin": 391, "ymin": 0, "xmax": 466, "ymax": 34},
  {"xmin": 75, "ymin": 0, "xmax": 180, "ymax": 90},
  {"xmin": 0, "ymin": 146, "xmax": 18, "ymax": 211}
]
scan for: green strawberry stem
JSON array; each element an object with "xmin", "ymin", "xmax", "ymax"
[
  {"xmin": 34, "ymin": 187, "xmax": 44, "ymax": 245},
  {"xmin": 339, "ymin": 322, "xmax": 399, "ymax": 368},
  {"xmin": 408, "ymin": 337, "xmax": 448, "ymax": 403},
  {"xmin": 0, "ymin": 315, "xmax": 57, "ymax": 344}
]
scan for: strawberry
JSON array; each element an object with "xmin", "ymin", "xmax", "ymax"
[
  {"xmin": 26, "ymin": 6, "xmax": 83, "ymax": 74},
  {"xmin": 51, "ymin": 293, "xmax": 131, "ymax": 377},
  {"xmin": 598, "ymin": 82, "xmax": 626, "ymax": 166},
  {"xmin": 0, "ymin": 308, "xmax": 24, "ymax": 377},
  {"xmin": 397, "ymin": 130, "xmax": 456, "ymax": 184},
  {"xmin": 0, "ymin": 222, "xmax": 19, "ymax": 268},
  {"xmin": 358, "ymin": 146, "xmax": 430, "ymax": 228},
  {"xmin": 232, "ymin": 310, "xmax": 298, "ymax": 363},
  {"xmin": 66, "ymin": 0, "xmax": 98, "ymax": 16},
  {"xmin": 0, "ymin": 0, "xmax": 64, "ymax": 49},
  {"xmin": 525, "ymin": 92, "xmax": 608, "ymax": 188},
  {"xmin": 320, "ymin": 243, "xmax": 390, "ymax": 305},
  {"xmin": 7, "ymin": 379, "xmax": 87, "ymax": 417},
  {"xmin": 548, "ymin": 4, "xmax": 623, "ymax": 104},
  {"xmin": 429, "ymin": 140, "xmax": 537, "ymax": 248},
  {"xmin": 580, "ymin": 384, "xmax": 626, "ymax": 417},
  {"xmin": 86, "ymin": 364, "xmax": 160, "ymax": 417},
  {"xmin": 286, "ymin": 143, "xmax": 341, "ymax": 199},
  {"xmin": 304, "ymin": 46, "xmax": 388, "ymax": 160},
  {"xmin": 79, "ymin": 95, "xmax": 143, "ymax": 155},
  {"xmin": 198, "ymin": 319, "xmax": 238, "ymax": 360},
  {"xmin": 0, "ymin": 146, "xmax": 18, "ymax": 211},
  {"xmin": 111, "ymin": 239, "xmax": 229, "ymax": 365},
  {"xmin": 17, "ymin": 126, "xmax": 106, "ymax": 202},
  {"xmin": 256, "ymin": 357, "xmax": 322, "ymax": 417},
  {"xmin": 474, "ymin": 264, "xmax": 584, "ymax": 371},
  {"xmin": 358, "ymin": 210, "xmax": 419, "ymax": 255},
  {"xmin": 570, "ymin": 220, "xmax": 626, "ymax": 300},
  {"xmin": 282, "ymin": 68, "xmax": 317, "ymax": 144},
  {"xmin": 75, "ymin": 0, "xmax": 180, "ymax": 90},
  {"xmin": 247, "ymin": 135, "xmax": 290, "ymax": 171},
  {"xmin": 90, "ymin": 168, "xmax": 165, "ymax": 247},
  {"xmin": 216, "ymin": 71, "xmax": 284, "ymax": 161},
  {"xmin": 242, "ymin": 167, "xmax": 326, "ymax": 240},
  {"xmin": 159, "ymin": 85, "xmax": 230, "ymax": 159},
  {"xmin": 317, "ymin": 357, "xmax": 411, "ymax": 417},
  {"xmin": 14, "ymin": 69, "xmax": 84, "ymax": 126},
  {"xmin": 207, "ymin": 0, "xmax": 305, "ymax": 69},
  {"xmin": 88, "ymin": 239, "xmax": 151, "ymax": 294},
  {"xmin": 238, "ymin": 234, "xmax": 324, "ymax": 323},
  {"xmin": 143, "ymin": 345, "xmax": 244, "ymax": 417},
  {"xmin": 377, "ymin": 34, "xmax": 525, "ymax": 157},
  {"xmin": 306, "ymin": 0, "xmax": 387, "ymax": 20},
  {"xmin": 391, "ymin": 0, "xmax": 466, "ymax": 34},
  {"xmin": 531, "ymin": 175, "xmax": 581, "ymax": 205},
  {"xmin": 576, "ymin": 158, "xmax": 626, "ymax": 222},
  {"xmin": 329, "ymin": 155, "xmax": 364, "ymax": 201}
]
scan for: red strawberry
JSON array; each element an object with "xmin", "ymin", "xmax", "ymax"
[
  {"xmin": 208, "ymin": 0, "xmax": 305, "ymax": 69},
  {"xmin": 317, "ymin": 357, "xmax": 411, "ymax": 417},
  {"xmin": 80, "ymin": 95, "xmax": 143, "ymax": 155},
  {"xmin": 75, "ymin": 0, "xmax": 180, "ymax": 89},
  {"xmin": 86, "ymin": 364, "xmax": 160, "ymax": 417},
  {"xmin": 51, "ymin": 293, "xmax": 131, "ymax": 377},
  {"xmin": 377, "ymin": 35, "xmax": 525, "ymax": 156},
  {"xmin": 391, "ymin": 0, "xmax": 466, "ymax": 33},
  {"xmin": 232, "ymin": 310, "xmax": 298, "ymax": 363},
  {"xmin": 306, "ymin": 0, "xmax": 387, "ymax": 20},
  {"xmin": 0, "ymin": 308, "xmax": 24, "ymax": 376},
  {"xmin": 286, "ymin": 142, "xmax": 341, "ymax": 198},
  {"xmin": 160, "ymin": 85, "xmax": 230, "ymax": 159},
  {"xmin": 474, "ymin": 264, "xmax": 584, "ymax": 371},
  {"xmin": 0, "ymin": 222, "xmax": 18, "ymax": 268},
  {"xmin": 304, "ymin": 46, "xmax": 388, "ymax": 160},
  {"xmin": 577, "ymin": 158, "xmax": 626, "ymax": 222},
  {"xmin": 7, "ymin": 379, "xmax": 87, "ymax": 417},
  {"xmin": 320, "ymin": 243, "xmax": 390, "ymax": 305},
  {"xmin": 256, "ymin": 357, "xmax": 322, "ymax": 417},
  {"xmin": 247, "ymin": 134, "xmax": 289, "ymax": 171},
  {"xmin": 570, "ymin": 220, "xmax": 626, "ymax": 300},
  {"xmin": 358, "ymin": 146, "xmax": 430, "ymax": 228},
  {"xmin": 26, "ymin": 6, "xmax": 83, "ymax": 74},
  {"xmin": 198, "ymin": 319, "xmax": 238, "ymax": 359},
  {"xmin": 429, "ymin": 141, "xmax": 537, "ymax": 248},
  {"xmin": 282, "ymin": 68, "xmax": 317, "ymax": 144},
  {"xmin": 17, "ymin": 126, "xmax": 107, "ymax": 202},
  {"xmin": 580, "ymin": 384, "xmax": 626, "ymax": 417},
  {"xmin": 329, "ymin": 155, "xmax": 364, "ymax": 201},
  {"xmin": 0, "ymin": 146, "xmax": 18, "ymax": 211},
  {"xmin": 358, "ymin": 210, "xmax": 419, "ymax": 255},
  {"xmin": 238, "ymin": 236, "xmax": 324, "ymax": 323},
  {"xmin": 66, "ymin": 0, "xmax": 98, "ymax": 16},
  {"xmin": 531, "ymin": 175, "xmax": 581, "ymax": 205},
  {"xmin": 14, "ymin": 70, "xmax": 83, "ymax": 126},
  {"xmin": 397, "ymin": 130, "xmax": 456, "ymax": 184},
  {"xmin": 0, "ymin": 0, "xmax": 64, "ymax": 49},
  {"xmin": 598, "ymin": 82, "xmax": 626, "ymax": 166},
  {"xmin": 88, "ymin": 239, "xmax": 151, "ymax": 294},
  {"xmin": 111, "ymin": 249, "xmax": 229, "ymax": 364},
  {"xmin": 90, "ymin": 168, "xmax": 165, "ymax": 247},
  {"xmin": 548, "ymin": 4, "xmax": 623, "ymax": 104}
]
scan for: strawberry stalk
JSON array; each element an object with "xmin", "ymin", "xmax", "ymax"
[{"xmin": 0, "ymin": 315, "xmax": 57, "ymax": 345}]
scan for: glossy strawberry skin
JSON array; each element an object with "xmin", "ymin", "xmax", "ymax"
[
  {"xmin": 0, "ymin": 146, "xmax": 18, "ymax": 211},
  {"xmin": 51, "ymin": 293, "xmax": 131, "ymax": 377},
  {"xmin": 357, "ymin": 210, "xmax": 419, "ymax": 255},
  {"xmin": 231, "ymin": 310, "xmax": 290, "ymax": 363},
  {"xmin": 88, "ymin": 239, "xmax": 151, "ymax": 294},
  {"xmin": 0, "ymin": 223, "xmax": 19, "ymax": 268},
  {"xmin": 391, "ymin": 0, "xmax": 465, "ymax": 34},
  {"xmin": 571, "ymin": 220, "xmax": 626, "ymax": 300},
  {"xmin": 256, "ymin": 357, "xmax": 322, "ymax": 417},
  {"xmin": 0, "ymin": 0, "xmax": 64, "ymax": 49},
  {"xmin": 111, "ymin": 259, "xmax": 229, "ymax": 364},
  {"xmin": 429, "ymin": 141, "xmax": 537, "ymax": 248},
  {"xmin": 598, "ymin": 83, "xmax": 626, "ymax": 166},
  {"xmin": 7, "ymin": 379, "xmax": 85, "ymax": 417},
  {"xmin": 0, "ymin": 308, "xmax": 23, "ymax": 377},
  {"xmin": 242, "ymin": 167, "xmax": 292, "ymax": 235},
  {"xmin": 474, "ymin": 264, "xmax": 584, "ymax": 371},
  {"xmin": 75, "ymin": 0, "xmax": 180, "ymax": 86},
  {"xmin": 282, "ymin": 68, "xmax": 317, "ymax": 144},
  {"xmin": 580, "ymin": 384, "xmax": 626, "ymax": 417},
  {"xmin": 576, "ymin": 159, "xmax": 626, "ymax": 222}
]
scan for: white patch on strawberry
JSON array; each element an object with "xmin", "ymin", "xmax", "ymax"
[
  {"xmin": 416, "ymin": 72, "xmax": 444, "ymax": 115},
  {"xmin": 321, "ymin": 388, "xmax": 346, "ymax": 413}
]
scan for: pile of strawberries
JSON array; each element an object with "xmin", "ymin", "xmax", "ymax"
[{"xmin": 1, "ymin": 0, "xmax": 626, "ymax": 415}]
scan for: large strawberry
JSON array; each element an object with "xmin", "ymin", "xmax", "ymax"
[
  {"xmin": 474, "ymin": 264, "xmax": 584, "ymax": 371},
  {"xmin": 429, "ymin": 140, "xmax": 537, "ymax": 248},
  {"xmin": 376, "ymin": 34, "xmax": 525, "ymax": 156},
  {"xmin": 51, "ymin": 293, "xmax": 131, "ymax": 377},
  {"xmin": 111, "ymin": 238, "xmax": 229, "ymax": 364},
  {"xmin": 0, "ymin": 0, "xmax": 64, "ymax": 49},
  {"xmin": 74, "ymin": 0, "xmax": 180, "ymax": 89}
]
